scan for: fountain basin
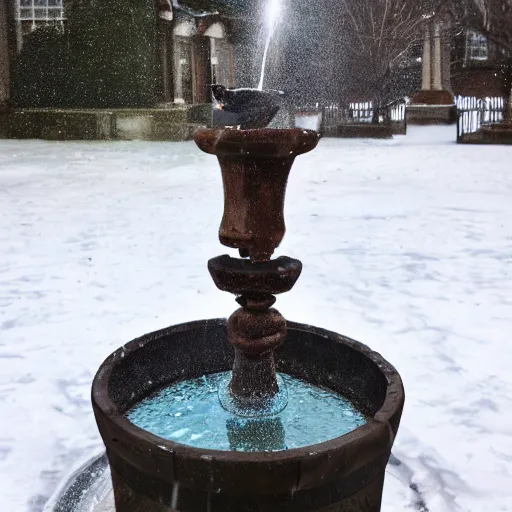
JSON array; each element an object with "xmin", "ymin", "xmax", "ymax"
[{"xmin": 92, "ymin": 319, "xmax": 404, "ymax": 511}]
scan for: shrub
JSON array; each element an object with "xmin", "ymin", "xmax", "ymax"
[
  {"xmin": 11, "ymin": 0, "xmax": 158, "ymax": 109},
  {"xmin": 11, "ymin": 25, "xmax": 69, "ymax": 108},
  {"xmin": 66, "ymin": 0, "xmax": 158, "ymax": 108}
]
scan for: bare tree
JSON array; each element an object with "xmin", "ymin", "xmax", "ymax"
[
  {"xmin": 460, "ymin": 0, "xmax": 512, "ymax": 53},
  {"xmin": 338, "ymin": 0, "xmax": 441, "ymax": 117},
  {"xmin": 458, "ymin": 0, "xmax": 512, "ymax": 116}
]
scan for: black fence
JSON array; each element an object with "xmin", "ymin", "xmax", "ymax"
[
  {"xmin": 456, "ymin": 96, "xmax": 507, "ymax": 143},
  {"xmin": 295, "ymin": 100, "xmax": 407, "ymax": 136}
]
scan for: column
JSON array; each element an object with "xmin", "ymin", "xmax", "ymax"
[
  {"xmin": 13, "ymin": 0, "xmax": 22, "ymax": 52},
  {"xmin": 193, "ymin": 35, "xmax": 212, "ymax": 104},
  {"xmin": 160, "ymin": 23, "xmax": 174, "ymax": 103},
  {"xmin": 432, "ymin": 23, "xmax": 442, "ymax": 91},
  {"xmin": 440, "ymin": 20, "xmax": 453, "ymax": 92},
  {"xmin": 421, "ymin": 25, "xmax": 431, "ymax": 91}
]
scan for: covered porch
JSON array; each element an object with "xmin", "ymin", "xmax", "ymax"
[{"xmin": 156, "ymin": 0, "xmax": 255, "ymax": 106}]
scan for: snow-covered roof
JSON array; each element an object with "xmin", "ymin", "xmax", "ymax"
[{"xmin": 174, "ymin": 0, "xmax": 254, "ymax": 18}]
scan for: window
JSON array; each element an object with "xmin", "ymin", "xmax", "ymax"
[
  {"xmin": 210, "ymin": 38, "xmax": 233, "ymax": 88},
  {"xmin": 174, "ymin": 36, "xmax": 194, "ymax": 104},
  {"xmin": 173, "ymin": 21, "xmax": 196, "ymax": 104},
  {"xmin": 206, "ymin": 23, "xmax": 234, "ymax": 88},
  {"xmin": 15, "ymin": 0, "xmax": 65, "ymax": 40},
  {"xmin": 468, "ymin": 31, "xmax": 489, "ymax": 61}
]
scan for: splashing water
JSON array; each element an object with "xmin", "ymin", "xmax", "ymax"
[
  {"xmin": 257, "ymin": 0, "xmax": 281, "ymax": 90},
  {"xmin": 127, "ymin": 372, "xmax": 367, "ymax": 452}
]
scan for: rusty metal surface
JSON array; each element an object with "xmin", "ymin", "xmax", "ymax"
[
  {"xmin": 208, "ymin": 255, "xmax": 302, "ymax": 296},
  {"xmin": 208, "ymin": 255, "xmax": 303, "ymax": 398},
  {"xmin": 195, "ymin": 128, "xmax": 319, "ymax": 398},
  {"xmin": 194, "ymin": 128, "xmax": 319, "ymax": 261}
]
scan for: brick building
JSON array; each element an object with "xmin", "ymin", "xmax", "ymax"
[
  {"xmin": 0, "ymin": 0, "xmax": 14, "ymax": 108},
  {"xmin": 408, "ymin": 12, "xmax": 507, "ymax": 124},
  {"xmin": 155, "ymin": 0, "xmax": 256, "ymax": 105},
  {"xmin": 451, "ymin": 29, "xmax": 508, "ymax": 98},
  {"xmin": 1, "ymin": 0, "xmax": 256, "ymax": 108},
  {"xmin": 413, "ymin": 20, "xmax": 505, "ymax": 97}
]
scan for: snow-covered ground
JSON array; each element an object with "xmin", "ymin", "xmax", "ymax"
[{"xmin": 1, "ymin": 126, "xmax": 511, "ymax": 512}]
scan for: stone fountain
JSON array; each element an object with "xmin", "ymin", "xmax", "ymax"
[{"xmin": 46, "ymin": 89, "xmax": 404, "ymax": 512}]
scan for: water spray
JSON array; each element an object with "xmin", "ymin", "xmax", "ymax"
[{"xmin": 258, "ymin": 0, "xmax": 281, "ymax": 91}]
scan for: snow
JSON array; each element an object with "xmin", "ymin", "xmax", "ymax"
[
  {"xmin": 296, "ymin": 113, "xmax": 322, "ymax": 131},
  {"xmin": 1, "ymin": 125, "xmax": 512, "ymax": 511}
]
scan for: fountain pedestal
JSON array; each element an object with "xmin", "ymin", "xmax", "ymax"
[
  {"xmin": 209, "ymin": 255, "xmax": 301, "ymax": 407},
  {"xmin": 196, "ymin": 128, "xmax": 318, "ymax": 409}
]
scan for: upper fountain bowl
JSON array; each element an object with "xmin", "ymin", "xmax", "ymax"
[
  {"xmin": 211, "ymin": 86, "xmax": 284, "ymax": 129},
  {"xmin": 195, "ymin": 128, "xmax": 320, "ymax": 261},
  {"xmin": 195, "ymin": 127, "xmax": 320, "ymax": 159}
]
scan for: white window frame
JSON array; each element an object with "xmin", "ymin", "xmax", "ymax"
[
  {"xmin": 467, "ymin": 31, "xmax": 489, "ymax": 62},
  {"xmin": 15, "ymin": 0, "xmax": 65, "ymax": 44}
]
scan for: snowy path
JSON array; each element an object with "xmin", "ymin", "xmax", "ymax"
[{"xmin": 1, "ymin": 126, "xmax": 511, "ymax": 511}]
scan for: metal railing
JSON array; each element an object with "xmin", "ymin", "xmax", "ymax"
[
  {"xmin": 456, "ymin": 96, "xmax": 507, "ymax": 143},
  {"xmin": 295, "ymin": 100, "xmax": 407, "ymax": 136}
]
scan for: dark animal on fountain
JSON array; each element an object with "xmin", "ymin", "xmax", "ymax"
[{"xmin": 210, "ymin": 85, "xmax": 282, "ymax": 130}]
